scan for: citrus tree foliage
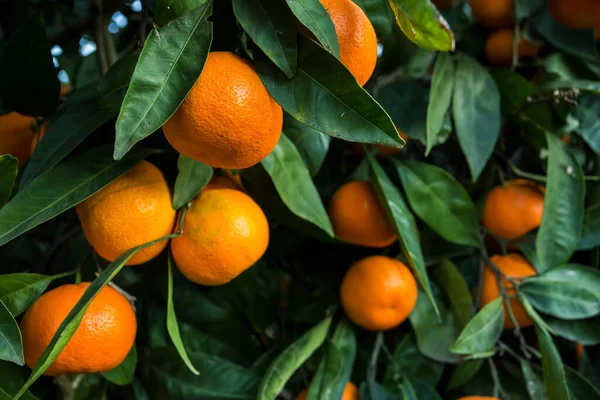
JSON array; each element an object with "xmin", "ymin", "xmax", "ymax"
[{"xmin": 0, "ymin": 0, "xmax": 599, "ymax": 399}]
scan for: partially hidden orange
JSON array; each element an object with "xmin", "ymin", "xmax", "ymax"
[
  {"xmin": 469, "ymin": 0, "xmax": 514, "ymax": 28},
  {"xmin": 163, "ymin": 52, "xmax": 282, "ymax": 169},
  {"xmin": 0, "ymin": 112, "xmax": 46, "ymax": 166},
  {"xmin": 548, "ymin": 0, "xmax": 600, "ymax": 30},
  {"xmin": 20, "ymin": 282, "xmax": 137, "ymax": 376},
  {"xmin": 458, "ymin": 397, "xmax": 500, "ymax": 400},
  {"xmin": 485, "ymin": 28, "xmax": 541, "ymax": 66},
  {"xmin": 296, "ymin": 382, "xmax": 360, "ymax": 400},
  {"xmin": 76, "ymin": 161, "xmax": 176, "ymax": 265},
  {"xmin": 341, "ymin": 255, "xmax": 418, "ymax": 330}
]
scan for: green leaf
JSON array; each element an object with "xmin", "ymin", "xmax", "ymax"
[
  {"xmin": 382, "ymin": 334, "xmax": 444, "ymax": 389},
  {"xmin": 155, "ymin": 0, "xmax": 210, "ymax": 26},
  {"xmin": 167, "ymin": 254, "xmax": 199, "ymax": 375},
  {"xmin": 535, "ymin": 325, "xmax": 570, "ymax": 400},
  {"xmin": 172, "ymin": 155, "xmax": 213, "ymax": 209},
  {"xmin": 566, "ymin": 364, "xmax": 600, "ymax": 400},
  {"xmin": 544, "ymin": 315, "xmax": 600, "ymax": 345},
  {"xmin": 284, "ymin": 0, "xmax": 339, "ymax": 57},
  {"xmin": 20, "ymin": 100, "xmax": 120, "ymax": 188},
  {"xmin": 452, "ymin": 53, "xmax": 501, "ymax": 181},
  {"xmin": 520, "ymin": 361, "xmax": 545, "ymax": 400},
  {"xmin": 366, "ymin": 155, "xmax": 437, "ymax": 315},
  {"xmin": 98, "ymin": 51, "xmax": 140, "ymax": 107},
  {"xmin": 261, "ymin": 133, "xmax": 333, "ymax": 236},
  {"xmin": 426, "ymin": 53, "xmax": 455, "ymax": 155},
  {"xmin": 256, "ymin": 36, "xmax": 404, "ymax": 148},
  {"xmin": 0, "ymin": 300, "xmax": 23, "ymax": 366},
  {"xmin": 353, "ymin": 0, "xmax": 395, "ymax": 37},
  {"xmin": 433, "ymin": 260, "xmax": 473, "ymax": 328},
  {"xmin": 114, "ymin": 2, "xmax": 213, "ymax": 160},
  {"xmin": 283, "ymin": 115, "xmax": 330, "ymax": 177},
  {"xmin": 13, "ymin": 232, "xmax": 176, "ymax": 399},
  {"xmin": 521, "ymin": 265, "xmax": 600, "ymax": 320},
  {"xmin": 536, "ymin": 133, "xmax": 585, "ymax": 271},
  {"xmin": 0, "ymin": 145, "xmax": 156, "ymax": 247},
  {"xmin": 395, "ymin": 160, "xmax": 480, "ymax": 248},
  {"xmin": 232, "ymin": 0, "xmax": 297, "ymax": 78},
  {"xmin": 450, "ymin": 298, "xmax": 503, "ymax": 356},
  {"xmin": 536, "ymin": 80, "xmax": 600, "ymax": 96},
  {"xmin": 409, "ymin": 291, "xmax": 460, "ymax": 363},
  {"xmin": 101, "ymin": 345, "xmax": 137, "ymax": 386},
  {"xmin": 257, "ymin": 316, "xmax": 332, "ymax": 400},
  {"xmin": 579, "ymin": 204, "xmax": 600, "ymax": 250},
  {"xmin": 308, "ymin": 319, "xmax": 356, "ymax": 400},
  {"xmin": 0, "ymin": 271, "xmax": 73, "ymax": 317},
  {"xmin": 145, "ymin": 347, "xmax": 259, "ymax": 399},
  {"xmin": 387, "ymin": 0, "xmax": 454, "ymax": 52},
  {"xmin": 573, "ymin": 94, "xmax": 600, "ymax": 156},
  {"xmin": 0, "ymin": 156, "xmax": 17, "ymax": 207},
  {"xmin": 0, "ymin": 361, "xmax": 37, "ymax": 400},
  {"xmin": 0, "ymin": 11, "xmax": 59, "ymax": 116},
  {"xmin": 491, "ymin": 68, "xmax": 534, "ymax": 116},
  {"xmin": 447, "ymin": 359, "xmax": 484, "ymax": 390},
  {"xmin": 520, "ymin": 295, "xmax": 556, "ymax": 335}
]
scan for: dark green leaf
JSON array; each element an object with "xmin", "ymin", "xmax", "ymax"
[
  {"xmin": 491, "ymin": 69, "xmax": 534, "ymax": 116},
  {"xmin": 232, "ymin": 0, "xmax": 297, "ymax": 78},
  {"xmin": 387, "ymin": 0, "xmax": 455, "ymax": 51},
  {"xmin": 0, "ymin": 156, "xmax": 17, "ymax": 207},
  {"xmin": 521, "ymin": 295, "xmax": 556, "ymax": 335},
  {"xmin": 395, "ymin": 160, "xmax": 480, "ymax": 247},
  {"xmin": 521, "ymin": 265, "xmax": 600, "ymax": 319},
  {"xmin": 367, "ymin": 155, "xmax": 437, "ymax": 315},
  {"xmin": 261, "ymin": 133, "xmax": 333, "ymax": 236},
  {"xmin": 0, "ymin": 271, "xmax": 73, "ymax": 317},
  {"xmin": 284, "ymin": 0, "xmax": 339, "ymax": 57},
  {"xmin": 579, "ymin": 204, "xmax": 600, "ymax": 250},
  {"xmin": 0, "ymin": 300, "xmax": 23, "ymax": 366},
  {"xmin": 447, "ymin": 359, "xmax": 484, "ymax": 390},
  {"xmin": 155, "ymin": 0, "xmax": 210, "ymax": 26},
  {"xmin": 0, "ymin": 11, "xmax": 59, "ymax": 116},
  {"xmin": 166, "ymin": 254, "xmax": 199, "ymax": 375},
  {"xmin": 308, "ymin": 319, "xmax": 356, "ymax": 400},
  {"xmin": 566, "ymin": 364, "xmax": 600, "ymax": 400},
  {"xmin": 114, "ymin": 2, "xmax": 213, "ymax": 160},
  {"xmin": 433, "ymin": 260, "xmax": 473, "ymax": 328},
  {"xmin": 353, "ymin": 0, "xmax": 395, "ymax": 37},
  {"xmin": 573, "ymin": 94, "xmax": 600, "ymax": 156},
  {"xmin": 101, "ymin": 345, "xmax": 137, "ymax": 386},
  {"xmin": 452, "ymin": 53, "xmax": 501, "ymax": 181},
  {"xmin": 535, "ymin": 325, "xmax": 570, "ymax": 400},
  {"xmin": 451, "ymin": 298, "xmax": 503, "ymax": 356},
  {"xmin": 360, "ymin": 380, "xmax": 398, "ymax": 400},
  {"xmin": 406, "ymin": 380, "xmax": 442, "ymax": 400},
  {"xmin": 536, "ymin": 80, "xmax": 600, "ymax": 96},
  {"xmin": 283, "ymin": 115, "xmax": 330, "ymax": 177},
  {"xmin": 520, "ymin": 361, "xmax": 545, "ymax": 400},
  {"xmin": 545, "ymin": 315, "xmax": 600, "ymax": 345},
  {"xmin": 257, "ymin": 316, "xmax": 332, "ymax": 400},
  {"xmin": 98, "ymin": 52, "xmax": 140, "ymax": 107},
  {"xmin": 0, "ymin": 145, "xmax": 156, "ymax": 247},
  {"xmin": 172, "ymin": 155, "xmax": 213, "ymax": 209},
  {"xmin": 20, "ymin": 100, "xmax": 120, "ymax": 188},
  {"xmin": 0, "ymin": 361, "xmax": 37, "ymax": 400},
  {"xmin": 256, "ymin": 36, "xmax": 404, "ymax": 148},
  {"xmin": 536, "ymin": 133, "xmax": 585, "ymax": 271},
  {"xmin": 515, "ymin": 0, "xmax": 544, "ymax": 19},
  {"xmin": 426, "ymin": 53, "xmax": 455, "ymax": 154}
]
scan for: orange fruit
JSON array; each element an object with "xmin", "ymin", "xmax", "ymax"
[
  {"xmin": 76, "ymin": 161, "xmax": 176, "ymax": 265},
  {"xmin": 0, "ymin": 112, "xmax": 46, "ymax": 166},
  {"xmin": 171, "ymin": 187, "xmax": 269, "ymax": 286},
  {"xmin": 341, "ymin": 255, "xmax": 417, "ymax": 330},
  {"xmin": 485, "ymin": 28, "xmax": 541, "ymax": 66},
  {"xmin": 319, "ymin": 0, "xmax": 378, "ymax": 86},
  {"xmin": 548, "ymin": 0, "xmax": 600, "ymax": 30},
  {"xmin": 458, "ymin": 397, "xmax": 500, "ymax": 400},
  {"xmin": 576, "ymin": 343, "xmax": 584, "ymax": 362},
  {"xmin": 328, "ymin": 181, "xmax": 396, "ymax": 248},
  {"xmin": 163, "ymin": 52, "xmax": 283, "ymax": 169},
  {"xmin": 480, "ymin": 253, "xmax": 536, "ymax": 329},
  {"xmin": 20, "ymin": 282, "xmax": 137, "ymax": 376},
  {"xmin": 469, "ymin": 0, "xmax": 514, "ymax": 28},
  {"xmin": 482, "ymin": 179, "xmax": 545, "ymax": 240},
  {"xmin": 296, "ymin": 382, "xmax": 360, "ymax": 400}
]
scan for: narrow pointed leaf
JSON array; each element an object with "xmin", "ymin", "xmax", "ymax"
[
  {"xmin": 535, "ymin": 325, "xmax": 570, "ymax": 400},
  {"xmin": 284, "ymin": 115, "xmax": 331, "ymax": 177},
  {"xmin": 426, "ymin": 53, "xmax": 455, "ymax": 155},
  {"xmin": 0, "ymin": 156, "xmax": 17, "ymax": 207},
  {"xmin": 155, "ymin": 0, "xmax": 209, "ymax": 26},
  {"xmin": 172, "ymin": 155, "xmax": 212, "ymax": 209},
  {"xmin": 284, "ymin": 0, "xmax": 339, "ymax": 57},
  {"xmin": 450, "ymin": 298, "xmax": 503, "ymax": 356},
  {"xmin": 433, "ymin": 260, "xmax": 473, "ymax": 328},
  {"xmin": 0, "ymin": 300, "xmax": 23, "ymax": 365}
]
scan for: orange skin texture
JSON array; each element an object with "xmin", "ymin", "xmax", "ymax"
[
  {"xmin": 548, "ymin": 0, "xmax": 600, "ymax": 29},
  {"xmin": 319, "ymin": 0, "xmax": 378, "ymax": 86},
  {"xmin": 341, "ymin": 256, "xmax": 418, "ymax": 330},
  {"xmin": 485, "ymin": 28, "xmax": 541, "ymax": 67},
  {"xmin": 469, "ymin": 0, "xmax": 514, "ymax": 28},
  {"xmin": 480, "ymin": 253, "xmax": 536, "ymax": 329},
  {"xmin": 458, "ymin": 397, "xmax": 500, "ymax": 400},
  {"xmin": 171, "ymin": 187, "xmax": 269, "ymax": 286},
  {"xmin": 163, "ymin": 52, "xmax": 282, "ymax": 169},
  {"xmin": 0, "ymin": 112, "xmax": 46, "ymax": 166},
  {"xmin": 20, "ymin": 282, "xmax": 137, "ymax": 376},
  {"xmin": 76, "ymin": 161, "xmax": 176, "ymax": 265},
  {"xmin": 482, "ymin": 179, "xmax": 545, "ymax": 240},
  {"xmin": 328, "ymin": 181, "xmax": 396, "ymax": 248},
  {"xmin": 296, "ymin": 382, "xmax": 360, "ymax": 400}
]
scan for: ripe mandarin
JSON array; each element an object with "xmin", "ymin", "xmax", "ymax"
[
  {"xmin": 163, "ymin": 52, "xmax": 282, "ymax": 169},
  {"xmin": 458, "ymin": 397, "xmax": 500, "ymax": 400},
  {"xmin": 296, "ymin": 382, "xmax": 360, "ymax": 400},
  {"xmin": 20, "ymin": 282, "xmax": 137, "ymax": 376},
  {"xmin": 76, "ymin": 161, "xmax": 176, "ymax": 265},
  {"xmin": 469, "ymin": 0, "xmax": 514, "ymax": 28},
  {"xmin": 485, "ymin": 28, "xmax": 540, "ymax": 66},
  {"xmin": 480, "ymin": 253, "xmax": 536, "ymax": 329},
  {"xmin": 0, "ymin": 112, "xmax": 45, "ymax": 166},
  {"xmin": 341, "ymin": 256, "xmax": 417, "ymax": 330},
  {"xmin": 548, "ymin": 0, "xmax": 600, "ymax": 29},
  {"xmin": 328, "ymin": 181, "xmax": 396, "ymax": 248}
]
